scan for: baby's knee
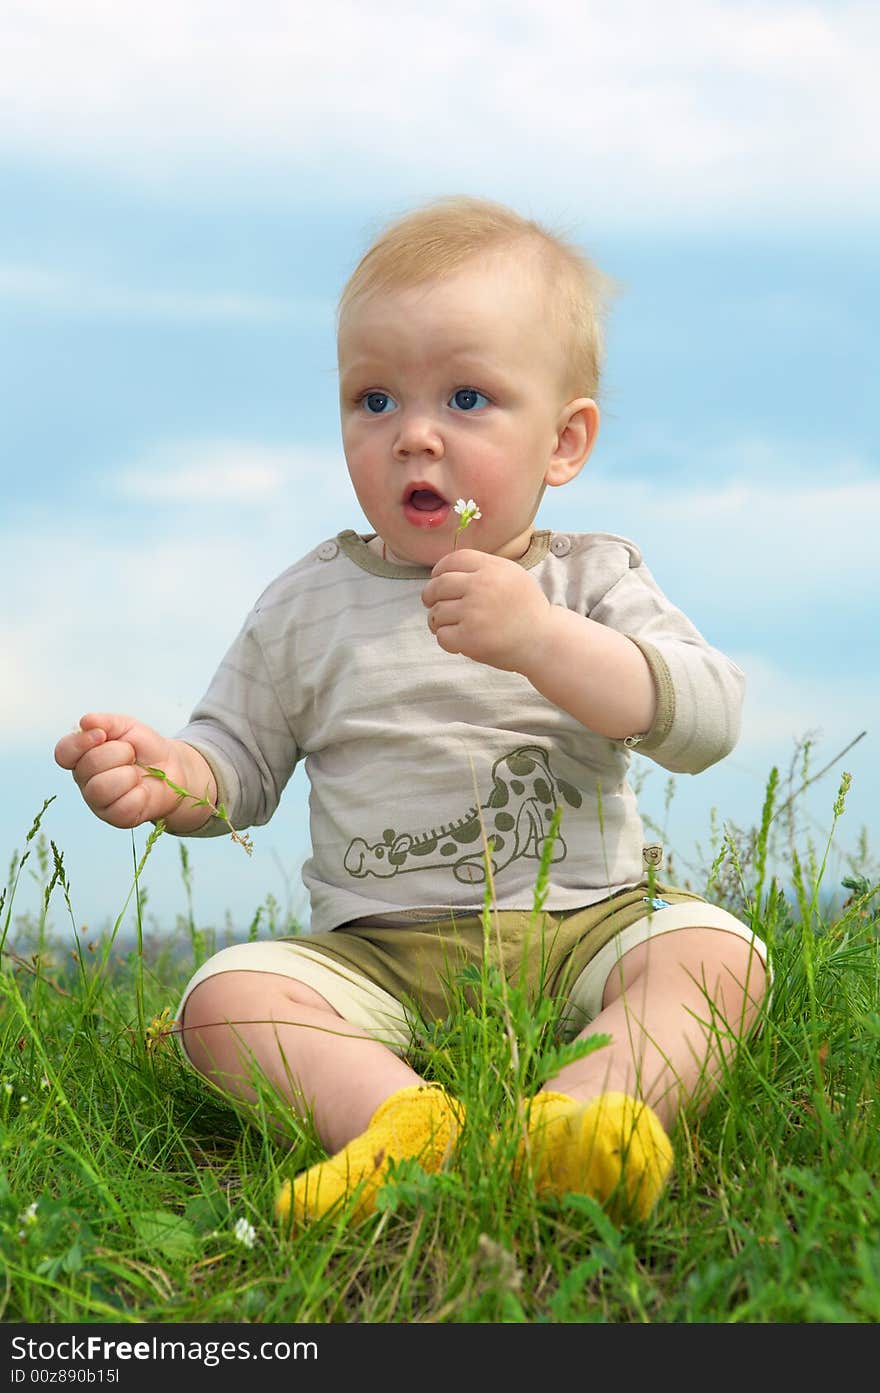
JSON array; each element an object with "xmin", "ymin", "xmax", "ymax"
[
  {"xmin": 669, "ymin": 927, "xmax": 769, "ymax": 1032},
  {"xmin": 605, "ymin": 925, "xmax": 769, "ymax": 1025},
  {"xmin": 186, "ymin": 968, "xmax": 335, "ymax": 1021},
  {"xmin": 179, "ymin": 969, "xmax": 341, "ymax": 1073},
  {"xmin": 179, "ymin": 973, "xmax": 243, "ymax": 1075}
]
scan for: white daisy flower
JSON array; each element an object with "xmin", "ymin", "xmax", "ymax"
[
  {"xmin": 453, "ymin": 499, "xmax": 482, "ymax": 548},
  {"xmin": 454, "ymin": 498, "xmax": 482, "ymax": 521},
  {"xmin": 233, "ymin": 1217, "xmax": 257, "ymax": 1249}
]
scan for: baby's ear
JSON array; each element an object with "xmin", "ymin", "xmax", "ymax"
[{"xmin": 545, "ymin": 398, "xmax": 599, "ymax": 487}]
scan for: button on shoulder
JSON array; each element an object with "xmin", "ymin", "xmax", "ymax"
[
  {"xmin": 549, "ymin": 534, "xmax": 573, "ymax": 557},
  {"xmin": 316, "ymin": 540, "xmax": 339, "ymax": 561}
]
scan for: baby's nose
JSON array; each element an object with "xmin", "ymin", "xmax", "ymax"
[{"xmin": 392, "ymin": 412, "xmax": 444, "ymax": 458}]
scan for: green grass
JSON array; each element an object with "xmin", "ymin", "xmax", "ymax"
[{"xmin": 1, "ymin": 767, "xmax": 878, "ymax": 1324}]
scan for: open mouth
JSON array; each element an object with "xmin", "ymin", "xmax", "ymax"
[
  {"xmin": 402, "ymin": 485, "xmax": 450, "ymax": 528},
  {"xmin": 409, "ymin": 488, "xmax": 446, "ymax": 511}
]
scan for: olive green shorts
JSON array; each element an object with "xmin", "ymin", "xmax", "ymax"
[{"xmin": 176, "ymin": 880, "xmax": 768, "ymax": 1063}]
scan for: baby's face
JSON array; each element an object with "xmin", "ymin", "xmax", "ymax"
[{"xmin": 337, "ymin": 250, "xmax": 586, "ymax": 567}]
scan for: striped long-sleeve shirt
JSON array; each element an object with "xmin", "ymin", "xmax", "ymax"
[{"xmin": 175, "ymin": 528, "xmax": 744, "ymax": 934}]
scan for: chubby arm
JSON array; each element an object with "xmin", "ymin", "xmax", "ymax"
[
  {"xmin": 520, "ymin": 602, "xmax": 656, "ymax": 739},
  {"xmin": 54, "ymin": 712, "xmax": 218, "ymax": 834},
  {"xmin": 421, "ymin": 550, "xmax": 656, "ymax": 739}
]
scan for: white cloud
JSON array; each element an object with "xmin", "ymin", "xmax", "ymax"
[
  {"xmin": 0, "ymin": 263, "xmax": 325, "ymax": 323},
  {"xmin": 0, "ymin": 439, "xmax": 357, "ymax": 750},
  {"xmin": 619, "ymin": 435, "xmax": 875, "ymax": 487},
  {"xmin": 542, "ymin": 468, "xmax": 880, "ymax": 623},
  {"xmin": 1, "ymin": 534, "xmax": 261, "ymax": 745},
  {"xmin": 732, "ymin": 651, "xmax": 871, "ymax": 751},
  {"xmin": 3, "ymin": 546, "xmax": 275, "ymax": 768},
  {"xmin": 117, "ymin": 440, "xmax": 343, "ymax": 503},
  {"xmin": 0, "ymin": 1, "xmax": 877, "ymax": 224},
  {"xmin": 703, "ymin": 649, "xmax": 875, "ymax": 872}
]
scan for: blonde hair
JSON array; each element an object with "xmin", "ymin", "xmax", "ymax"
[{"xmin": 337, "ymin": 195, "xmax": 618, "ymax": 400}]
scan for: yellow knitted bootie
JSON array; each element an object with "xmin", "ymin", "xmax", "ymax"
[
  {"xmin": 275, "ymin": 1083, "xmax": 463, "ymax": 1228},
  {"xmin": 520, "ymin": 1090, "xmax": 673, "ymax": 1220}
]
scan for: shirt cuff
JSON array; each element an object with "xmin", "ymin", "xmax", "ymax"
[{"xmin": 622, "ymin": 635, "xmax": 676, "ymax": 752}]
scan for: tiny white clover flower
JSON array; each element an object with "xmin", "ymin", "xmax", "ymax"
[
  {"xmin": 454, "ymin": 498, "xmax": 481, "ymax": 523},
  {"xmin": 3, "ymin": 1083, "xmax": 12, "ymax": 1096},
  {"xmin": 19, "ymin": 1202, "xmax": 38, "ymax": 1228},
  {"xmin": 40, "ymin": 1077, "xmax": 50, "ymax": 1090},
  {"xmin": 453, "ymin": 499, "xmax": 481, "ymax": 549},
  {"xmin": 233, "ymin": 1217, "xmax": 257, "ymax": 1249}
]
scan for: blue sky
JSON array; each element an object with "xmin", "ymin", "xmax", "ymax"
[{"xmin": 2, "ymin": 0, "xmax": 877, "ymax": 939}]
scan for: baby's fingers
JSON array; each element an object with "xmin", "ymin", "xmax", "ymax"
[
  {"xmin": 78, "ymin": 766, "xmax": 150, "ymax": 827},
  {"xmin": 421, "ymin": 573, "xmax": 465, "ymax": 609},
  {"xmin": 54, "ymin": 726, "xmax": 107, "ymax": 771},
  {"xmin": 70, "ymin": 738, "xmax": 137, "ymax": 790}
]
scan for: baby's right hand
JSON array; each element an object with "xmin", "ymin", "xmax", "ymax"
[{"xmin": 54, "ymin": 712, "xmax": 189, "ymax": 829}]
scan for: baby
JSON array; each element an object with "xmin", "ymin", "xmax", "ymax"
[{"xmin": 55, "ymin": 195, "xmax": 769, "ymax": 1226}]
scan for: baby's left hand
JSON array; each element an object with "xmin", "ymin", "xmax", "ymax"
[{"xmin": 421, "ymin": 549, "xmax": 550, "ymax": 673}]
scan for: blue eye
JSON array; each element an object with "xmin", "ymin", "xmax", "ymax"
[
  {"xmin": 449, "ymin": 388, "xmax": 489, "ymax": 411},
  {"xmin": 362, "ymin": 391, "xmax": 396, "ymax": 414}
]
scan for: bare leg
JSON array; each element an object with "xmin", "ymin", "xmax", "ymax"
[
  {"xmin": 181, "ymin": 970, "xmax": 461, "ymax": 1225},
  {"xmin": 181, "ymin": 970, "xmax": 422, "ymax": 1152},
  {"xmin": 545, "ymin": 927, "xmax": 768, "ymax": 1127},
  {"xmin": 523, "ymin": 928, "xmax": 768, "ymax": 1217}
]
